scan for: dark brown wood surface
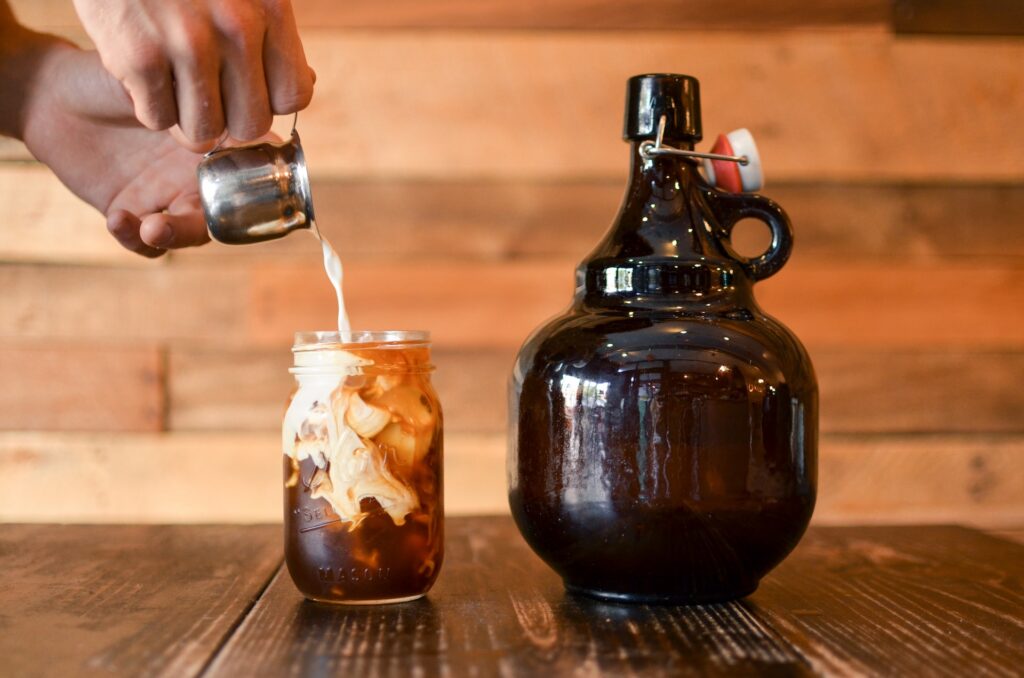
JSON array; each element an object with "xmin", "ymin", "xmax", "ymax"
[
  {"xmin": 0, "ymin": 524, "xmax": 281, "ymax": 677},
  {"xmin": 2, "ymin": 519, "xmax": 1021, "ymax": 677},
  {"xmin": 753, "ymin": 526, "xmax": 1024, "ymax": 675}
]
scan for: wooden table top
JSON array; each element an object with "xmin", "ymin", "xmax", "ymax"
[{"xmin": 1, "ymin": 517, "xmax": 1021, "ymax": 677}]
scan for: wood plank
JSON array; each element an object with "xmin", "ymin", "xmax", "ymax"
[
  {"xmin": 0, "ymin": 431, "xmax": 506, "ymax": 522},
  {"xmin": 989, "ymin": 528, "xmax": 1024, "ymax": 545},
  {"xmin": 247, "ymin": 259, "xmax": 1024, "ymax": 350},
  {"xmin": 168, "ymin": 346, "xmax": 507, "ymax": 434},
  {"xmin": 294, "ymin": 0, "xmax": 889, "ymax": 30},
  {"xmin": 2, "ymin": 31, "xmax": 1021, "ymax": 180},
  {"xmin": 818, "ymin": 350, "xmax": 1024, "ymax": 434},
  {"xmin": 204, "ymin": 517, "xmax": 811, "ymax": 677},
  {"xmin": 816, "ymin": 434, "xmax": 1024, "ymax": 526},
  {"xmin": 1, "ymin": 431, "xmax": 1022, "ymax": 526},
  {"xmin": 9, "ymin": 0, "xmax": 890, "ymax": 31},
  {"xmin": 0, "ymin": 432, "xmax": 281, "ymax": 523},
  {"xmin": 169, "ymin": 347, "xmax": 1024, "ymax": 435},
  {"xmin": 3, "ymin": 33, "xmax": 1022, "ymax": 180},
  {"xmin": 8, "ymin": 171, "xmax": 1024, "ymax": 263},
  {"xmin": 0, "ymin": 263, "xmax": 247, "ymax": 346},
  {"xmin": 0, "ymin": 165, "xmax": 147, "ymax": 265},
  {"xmin": 0, "ymin": 343, "xmax": 166, "ymax": 432},
  {"xmin": 167, "ymin": 348, "xmax": 290, "ymax": 431},
  {"xmin": 298, "ymin": 0, "xmax": 888, "ymax": 30},
  {"xmin": 209, "ymin": 179, "xmax": 1024, "ymax": 261},
  {"xmin": 3, "ymin": 259, "xmax": 1022, "ymax": 349},
  {"xmin": 894, "ymin": 0, "xmax": 1024, "ymax": 36},
  {"xmin": 754, "ymin": 525, "xmax": 1024, "ymax": 675},
  {"xmin": 203, "ymin": 519, "xmax": 1024, "ymax": 677},
  {"xmin": 756, "ymin": 263, "xmax": 1024, "ymax": 351},
  {"xmin": 288, "ymin": 31, "xmax": 1024, "ymax": 181},
  {"xmin": 0, "ymin": 523, "xmax": 280, "ymax": 678},
  {"xmin": 770, "ymin": 182, "xmax": 1024, "ymax": 261},
  {"xmin": 248, "ymin": 259, "xmax": 574, "ymax": 350}
]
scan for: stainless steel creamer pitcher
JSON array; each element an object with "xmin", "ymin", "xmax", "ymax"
[{"xmin": 197, "ymin": 127, "xmax": 314, "ymax": 244}]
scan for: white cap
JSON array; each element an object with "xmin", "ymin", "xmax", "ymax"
[
  {"xmin": 728, "ymin": 128, "xmax": 763, "ymax": 192},
  {"xmin": 702, "ymin": 157, "xmax": 717, "ymax": 185},
  {"xmin": 701, "ymin": 128, "xmax": 763, "ymax": 193}
]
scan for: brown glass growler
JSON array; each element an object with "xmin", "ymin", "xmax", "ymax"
[{"xmin": 508, "ymin": 74, "xmax": 817, "ymax": 604}]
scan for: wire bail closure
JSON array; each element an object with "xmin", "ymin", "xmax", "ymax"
[{"xmin": 639, "ymin": 115, "xmax": 749, "ymax": 166}]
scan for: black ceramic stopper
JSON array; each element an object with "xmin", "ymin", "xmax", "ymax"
[{"xmin": 623, "ymin": 73, "xmax": 702, "ymax": 143}]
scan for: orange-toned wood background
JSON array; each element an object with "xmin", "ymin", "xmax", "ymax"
[{"xmin": 1, "ymin": 0, "xmax": 1022, "ymax": 525}]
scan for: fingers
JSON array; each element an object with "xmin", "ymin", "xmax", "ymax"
[
  {"xmin": 138, "ymin": 213, "xmax": 209, "ymax": 250},
  {"xmin": 170, "ymin": 39, "xmax": 225, "ymax": 145},
  {"xmin": 262, "ymin": 1, "xmax": 315, "ymax": 115},
  {"xmin": 108, "ymin": 195, "xmax": 209, "ymax": 259},
  {"xmin": 89, "ymin": 3, "xmax": 314, "ymax": 147},
  {"xmin": 219, "ymin": 18, "xmax": 273, "ymax": 141},
  {"xmin": 107, "ymin": 210, "xmax": 167, "ymax": 259},
  {"xmin": 168, "ymin": 125, "xmax": 222, "ymax": 154},
  {"xmin": 138, "ymin": 194, "xmax": 210, "ymax": 250},
  {"xmin": 121, "ymin": 57, "xmax": 178, "ymax": 131}
]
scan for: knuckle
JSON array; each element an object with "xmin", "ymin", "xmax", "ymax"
[
  {"xmin": 205, "ymin": 107, "xmax": 228, "ymax": 138},
  {"xmin": 260, "ymin": 0, "xmax": 286, "ymax": 19},
  {"xmin": 180, "ymin": 118, "xmax": 205, "ymax": 142},
  {"xmin": 216, "ymin": 9, "xmax": 263, "ymax": 52},
  {"xmin": 126, "ymin": 46, "xmax": 167, "ymax": 78},
  {"xmin": 106, "ymin": 218, "xmax": 126, "ymax": 238},
  {"xmin": 231, "ymin": 111, "xmax": 273, "ymax": 141},
  {"xmin": 148, "ymin": 111, "xmax": 177, "ymax": 131},
  {"xmin": 134, "ymin": 104, "xmax": 167, "ymax": 130},
  {"xmin": 271, "ymin": 92, "xmax": 309, "ymax": 115},
  {"xmin": 187, "ymin": 117, "xmax": 224, "ymax": 143},
  {"xmin": 132, "ymin": 88, "xmax": 176, "ymax": 130},
  {"xmin": 168, "ymin": 21, "xmax": 216, "ymax": 70},
  {"xmin": 271, "ymin": 78, "xmax": 314, "ymax": 114}
]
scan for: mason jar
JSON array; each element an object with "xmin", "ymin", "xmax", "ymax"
[{"xmin": 283, "ymin": 331, "xmax": 443, "ymax": 604}]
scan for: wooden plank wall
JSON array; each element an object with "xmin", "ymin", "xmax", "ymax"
[{"xmin": 1, "ymin": 1, "xmax": 1022, "ymax": 525}]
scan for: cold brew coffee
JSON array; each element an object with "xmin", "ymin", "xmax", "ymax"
[{"xmin": 284, "ymin": 332, "xmax": 443, "ymax": 604}]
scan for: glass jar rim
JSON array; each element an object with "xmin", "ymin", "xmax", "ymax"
[
  {"xmin": 291, "ymin": 330, "xmax": 433, "ymax": 374},
  {"xmin": 293, "ymin": 330, "xmax": 430, "ymax": 349}
]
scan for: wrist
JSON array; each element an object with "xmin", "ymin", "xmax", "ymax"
[{"xmin": 0, "ymin": 24, "xmax": 75, "ymax": 140}]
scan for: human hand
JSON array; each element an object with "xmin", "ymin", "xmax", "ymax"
[
  {"xmin": 16, "ymin": 35, "xmax": 266, "ymax": 257},
  {"xmin": 71, "ymin": 0, "xmax": 313, "ymax": 149}
]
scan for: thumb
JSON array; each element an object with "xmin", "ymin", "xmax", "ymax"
[{"xmin": 138, "ymin": 193, "xmax": 210, "ymax": 250}]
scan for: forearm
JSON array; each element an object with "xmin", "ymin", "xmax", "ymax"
[{"xmin": 0, "ymin": 2, "xmax": 73, "ymax": 139}]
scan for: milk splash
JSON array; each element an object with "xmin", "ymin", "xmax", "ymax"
[
  {"xmin": 285, "ymin": 223, "xmax": 429, "ymax": 530},
  {"xmin": 310, "ymin": 221, "xmax": 350, "ymax": 333}
]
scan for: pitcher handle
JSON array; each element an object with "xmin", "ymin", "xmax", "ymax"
[{"xmin": 703, "ymin": 189, "xmax": 794, "ymax": 282}]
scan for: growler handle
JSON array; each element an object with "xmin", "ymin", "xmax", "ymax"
[{"xmin": 703, "ymin": 189, "xmax": 794, "ymax": 282}]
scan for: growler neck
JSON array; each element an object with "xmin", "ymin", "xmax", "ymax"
[
  {"xmin": 577, "ymin": 142, "xmax": 753, "ymax": 311},
  {"xmin": 627, "ymin": 139, "xmax": 700, "ymax": 209}
]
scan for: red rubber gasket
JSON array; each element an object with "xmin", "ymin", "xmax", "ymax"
[{"xmin": 710, "ymin": 134, "xmax": 742, "ymax": 193}]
